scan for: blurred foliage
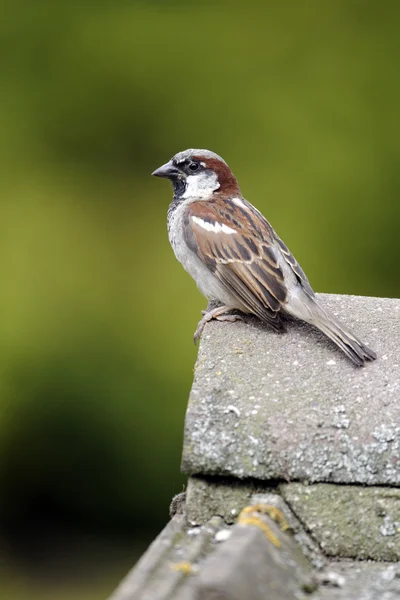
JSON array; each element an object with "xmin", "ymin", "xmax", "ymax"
[{"xmin": 0, "ymin": 0, "xmax": 399, "ymax": 597}]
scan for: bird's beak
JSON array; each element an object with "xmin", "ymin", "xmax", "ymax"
[{"xmin": 151, "ymin": 161, "xmax": 180, "ymax": 179}]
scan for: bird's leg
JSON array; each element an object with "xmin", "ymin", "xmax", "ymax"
[{"xmin": 194, "ymin": 305, "xmax": 244, "ymax": 344}]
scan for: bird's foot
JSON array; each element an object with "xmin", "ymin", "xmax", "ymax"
[
  {"xmin": 194, "ymin": 306, "xmax": 244, "ymax": 344},
  {"xmin": 237, "ymin": 504, "xmax": 289, "ymax": 548}
]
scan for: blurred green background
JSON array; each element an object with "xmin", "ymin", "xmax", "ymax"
[{"xmin": 0, "ymin": 1, "xmax": 399, "ymax": 598}]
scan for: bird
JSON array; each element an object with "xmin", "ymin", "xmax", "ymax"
[{"xmin": 152, "ymin": 149, "xmax": 377, "ymax": 367}]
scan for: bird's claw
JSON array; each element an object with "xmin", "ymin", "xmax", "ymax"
[{"xmin": 194, "ymin": 308, "xmax": 244, "ymax": 345}]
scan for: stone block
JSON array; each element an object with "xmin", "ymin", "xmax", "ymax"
[{"xmin": 182, "ymin": 294, "xmax": 400, "ymax": 485}]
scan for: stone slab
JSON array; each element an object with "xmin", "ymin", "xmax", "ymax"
[
  {"xmin": 313, "ymin": 561, "xmax": 400, "ymax": 600},
  {"xmin": 182, "ymin": 294, "xmax": 400, "ymax": 485},
  {"xmin": 281, "ymin": 482, "xmax": 400, "ymax": 561},
  {"xmin": 110, "ymin": 499, "xmax": 315, "ymax": 600},
  {"xmin": 109, "ymin": 514, "xmax": 222, "ymax": 600},
  {"xmin": 109, "ymin": 505, "xmax": 400, "ymax": 600},
  {"xmin": 193, "ymin": 503, "xmax": 315, "ymax": 600},
  {"xmin": 185, "ymin": 475, "xmax": 273, "ymax": 525},
  {"xmin": 186, "ymin": 476, "xmax": 325, "ymax": 568}
]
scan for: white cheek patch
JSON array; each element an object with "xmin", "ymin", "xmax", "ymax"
[
  {"xmin": 232, "ymin": 197, "xmax": 247, "ymax": 210},
  {"xmin": 192, "ymin": 216, "xmax": 237, "ymax": 234},
  {"xmin": 181, "ymin": 172, "xmax": 220, "ymax": 199}
]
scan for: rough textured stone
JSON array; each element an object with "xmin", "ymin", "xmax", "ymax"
[
  {"xmin": 193, "ymin": 506, "xmax": 315, "ymax": 600},
  {"xmin": 109, "ymin": 509, "xmax": 400, "ymax": 600},
  {"xmin": 110, "ymin": 501, "xmax": 315, "ymax": 600},
  {"xmin": 281, "ymin": 482, "xmax": 400, "ymax": 561},
  {"xmin": 109, "ymin": 514, "xmax": 222, "ymax": 600},
  {"xmin": 186, "ymin": 477, "xmax": 325, "ymax": 569},
  {"xmin": 251, "ymin": 492, "xmax": 326, "ymax": 569},
  {"xmin": 182, "ymin": 294, "xmax": 400, "ymax": 485},
  {"xmin": 313, "ymin": 561, "xmax": 400, "ymax": 600},
  {"xmin": 110, "ymin": 292, "xmax": 400, "ymax": 600},
  {"xmin": 185, "ymin": 475, "xmax": 273, "ymax": 525}
]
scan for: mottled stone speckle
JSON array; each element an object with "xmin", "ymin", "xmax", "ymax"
[{"xmin": 182, "ymin": 294, "xmax": 400, "ymax": 485}]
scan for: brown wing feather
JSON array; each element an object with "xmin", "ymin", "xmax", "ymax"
[
  {"xmin": 215, "ymin": 266, "xmax": 285, "ymax": 329},
  {"xmin": 184, "ymin": 198, "xmax": 289, "ymax": 331},
  {"xmin": 274, "ymin": 234, "xmax": 314, "ymax": 296}
]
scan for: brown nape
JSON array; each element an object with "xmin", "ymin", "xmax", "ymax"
[{"xmin": 193, "ymin": 156, "xmax": 241, "ymax": 196}]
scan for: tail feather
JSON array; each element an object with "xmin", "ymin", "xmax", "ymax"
[
  {"xmin": 316, "ymin": 319, "xmax": 376, "ymax": 367},
  {"xmin": 303, "ymin": 297, "xmax": 377, "ymax": 367}
]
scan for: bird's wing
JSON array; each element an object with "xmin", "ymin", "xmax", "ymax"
[
  {"xmin": 272, "ymin": 233, "xmax": 315, "ymax": 297},
  {"xmin": 183, "ymin": 197, "xmax": 289, "ymax": 330}
]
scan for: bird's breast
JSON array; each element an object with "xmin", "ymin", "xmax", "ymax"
[{"xmin": 167, "ymin": 200, "xmax": 240, "ymax": 307}]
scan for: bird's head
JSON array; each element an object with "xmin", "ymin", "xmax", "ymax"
[{"xmin": 152, "ymin": 149, "xmax": 240, "ymax": 200}]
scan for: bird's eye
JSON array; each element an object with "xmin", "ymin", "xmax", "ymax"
[{"xmin": 188, "ymin": 161, "xmax": 200, "ymax": 172}]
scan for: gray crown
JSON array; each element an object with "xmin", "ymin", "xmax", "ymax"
[{"xmin": 172, "ymin": 148, "xmax": 228, "ymax": 166}]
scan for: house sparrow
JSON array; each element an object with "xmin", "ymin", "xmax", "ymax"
[{"xmin": 152, "ymin": 149, "xmax": 376, "ymax": 366}]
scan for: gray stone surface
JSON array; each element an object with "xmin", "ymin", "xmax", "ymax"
[
  {"xmin": 182, "ymin": 293, "xmax": 400, "ymax": 485},
  {"xmin": 313, "ymin": 561, "xmax": 400, "ymax": 600},
  {"xmin": 109, "ymin": 514, "xmax": 222, "ymax": 600},
  {"xmin": 281, "ymin": 482, "xmax": 400, "ymax": 561},
  {"xmin": 110, "ymin": 500, "xmax": 316, "ymax": 600},
  {"xmin": 186, "ymin": 477, "xmax": 325, "ymax": 568},
  {"xmin": 193, "ymin": 505, "xmax": 315, "ymax": 600},
  {"xmin": 251, "ymin": 492, "xmax": 326, "ymax": 569},
  {"xmin": 111, "ymin": 292, "xmax": 400, "ymax": 600},
  {"xmin": 109, "ymin": 506, "xmax": 400, "ymax": 600},
  {"xmin": 185, "ymin": 475, "xmax": 273, "ymax": 525}
]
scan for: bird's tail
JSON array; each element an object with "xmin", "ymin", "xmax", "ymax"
[{"xmin": 305, "ymin": 296, "xmax": 377, "ymax": 367}]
